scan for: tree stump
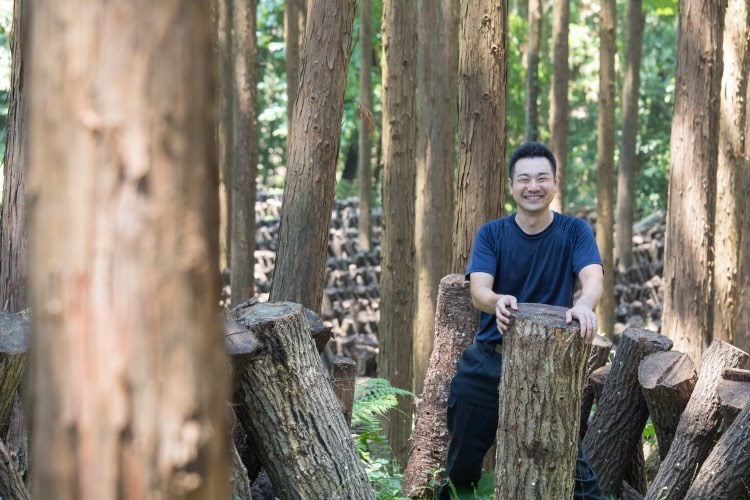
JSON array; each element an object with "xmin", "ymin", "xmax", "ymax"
[
  {"xmin": 717, "ymin": 376, "xmax": 750, "ymax": 428},
  {"xmin": 638, "ymin": 350, "xmax": 697, "ymax": 458},
  {"xmin": 494, "ymin": 303, "xmax": 591, "ymax": 500},
  {"xmin": 0, "ymin": 312, "xmax": 28, "ymax": 434},
  {"xmin": 401, "ymin": 274, "xmax": 477, "ymax": 498},
  {"xmin": 231, "ymin": 302, "xmax": 374, "ymax": 500},
  {"xmin": 580, "ymin": 335, "xmax": 613, "ymax": 436},
  {"xmin": 683, "ymin": 401, "xmax": 750, "ymax": 499},
  {"xmin": 589, "ymin": 364, "xmax": 611, "ymax": 401},
  {"xmin": 331, "ymin": 355, "xmax": 356, "ymax": 427},
  {"xmin": 583, "ymin": 327, "xmax": 672, "ymax": 495},
  {"xmin": 644, "ymin": 339, "xmax": 749, "ymax": 500}
]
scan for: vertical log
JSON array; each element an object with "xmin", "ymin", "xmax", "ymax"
[
  {"xmin": 580, "ymin": 335, "xmax": 612, "ymax": 436},
  {"xmin": 0, "ymin": 313, "xmax": 28, "ymax": 435},
  {"xmin": 0, "ymin": 437, "xmax": 29, "ymax": 500},
  {"xmin": 331, "ymin": 355, "xmax": 356, "ymax": 427},
  {"xmin": 495, "ymin": 304, "xmax": 590, "ymax": 500}
]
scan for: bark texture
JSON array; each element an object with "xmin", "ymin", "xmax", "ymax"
[
  {"xmin": 232, "ymin": 302, "xmax": 374, "ymax": 500},
  {"xmin": 524, "ymin": 0, "xmax": 542, "ymax": 141},
  {"xmin": 0, "ymin": 312, "xmax": 28, "ymax": 435},
  {"xmin": 717, "ymin": 377, "xmax": 750, "ymax": 427},
  {"xmin": 661, "ymin": 0, "xmax": 726, "ymax": 368},
  {"xmin": 495, "ymin": 304, "xmax": 591, "ymax": 500},
  {"xmin": 285, "ymin": 0, "xmax": 305, "ymax": 141},
  {"xmin": 269, "ymin": 0, "xmax": 356, "ymax": 312},
  {"xmin": 27, "ymin": 2, "xmax": 229, "ymax": 497},
  {"xmin": 579, "ymin": 335, "xmax": 612, "ymax": 436},
  {"xmin": 414, "ymin": 0, "xmax": 458, "ymax": 396},
  {"xmin": 379, "ymin": 0, "xmax": 418, "ymax": 466},
  {"xmin": 583, "ymin": 328, "xmax": 672, "ymax": 495},
  {"xmin": 358, "ymin": 0, "xmax": 373, "ymax": 252},
  {"xmin": 0, "ymin": 437, "xmax": 29, "ymax": 500},
  {"xmin": 645, "ymin": 339, "xmax": 748, "ymax": 500},
  {"xmin": 452, "ymin": 0, "xmax": 507, "ymax": 273},
  {"xmin": 218, "ymin": 0, "xmax": 233, "ymax": 272},
  {"xmin": 638, "ymin": 350, "xmax": 697, "ymax": 459},
  {"xmin": 331, "ymin": 355, "xmax": 356, "ymax": 427},
  {"xmin": 548, "ymin": 0, "xmax": 569, "ymax": 213},
  {"xmin": 402, "ymin": 275, "xmax": 477, "ymax": 498}
]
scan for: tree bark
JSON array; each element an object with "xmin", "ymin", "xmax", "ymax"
[
  {"xmin": 548, "ymin": 0, "xmax": 569, "ymax": 213},
  {"xmin": 285, "ymin": 0, "xmax": 305, "ymax": 145},
  {"xmin": 0, "ymin": 437, "xmax": 30, "ymax": 500},
  {"xmin": 717, "ymin": 377, "xmax": 750, "ymax": 428},
  {"xmin": 218, "ymin": 0, "xmax": 233, "ymax": 272},
  {"xmin": 579, "ymin": 335, "xmax": 612, "ymax": 437},
  {"xmin": 358, "ymin": 0, "xmax": 374, "ymax": 252},
  {"xmin": 583, "ymin": 328, "xmax": 672, "ymax": 495},
  {"xmin": 589, "ymin": 364, "xmax": 610, "ymax": 401},
  {"xmin": 414, "ymin": 0, "xmax": 458, "ymax": 396},
  {"xmin": 638, "ymin": 350, "xmax": 697, "ymax": 459},
  {"xmin": 596, "ymin": 0, "xmax": 617, "ymax": 339},
  {"xmin": 661, "ymin": 0, "xmax": 727, "ymax": 369},
  {"xmin": 4, "ymin": 394, "xmax": 29, "ymax": 481},
  {"xmin": 379, "ymin": 0, "xmax": 418, "ymax": 467},
  {"xmin": 738, "ymin": 23, "xmax": 750, "ymax": 356},
  {"xmin": 0, "ymin": 312, "xmax": 28, "ymax": 436},
  {"xmin": 27, "ymin": 2, "xmax": 229, "ymax": 497},
  {"xmin": 331, "ymin": 355, "xmax": 356, "ymax": 427},
  {"xmin": 452, "ymin": 0, "xmax": 507, "ymax": 273},
  {"xmin": 495, "ymin": 304, "xmax": 591, "ymax": 500},
  {"xmin": 231, "ymin": 439, "xmax": 253, "ymax": 500},
  {"xmin": 615, "ymin": 0, "xmax": 644, "ymax": 273},
  {"xmin": 231, "ymin": 302, "xmax": 374, "ymax": 500},
  {"xmin": 269, "ymin": 0, "xmax": 356, "ymax": 313},
  {"xmin": 524, "ymin": 0, "xmax": 542, "ymax": 141},
  {"xmin": 644, "ymin": 339, "xmax": 748, "ymax": 500},
  {"xmin": 684, "ymin": 401, "xmax": 750, "ymax": 500},
  {"xmin": 402, "ymin": 274, "xmax": 478, "ymax": 498}
]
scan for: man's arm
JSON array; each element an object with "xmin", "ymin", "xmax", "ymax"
[
  {"xmin": 469, "ymin": 272, "xmax": 518, "ymax": 333},
  {"xmin": 565, "ymin": 263, "xmax": 604, "ymax": 343}
]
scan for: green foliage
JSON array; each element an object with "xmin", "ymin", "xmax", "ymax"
[{"xmin": 642, "ymin": 420, "xmax": 657, "ymax": 446}]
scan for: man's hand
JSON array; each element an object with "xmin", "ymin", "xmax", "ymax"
[
  {"xmin": 566, "ymin": 304, "xmax": 598, "ymax": 344},
  {"xmin": 495, "ymin": 295, "xmax": 518, "ymax": 333}
]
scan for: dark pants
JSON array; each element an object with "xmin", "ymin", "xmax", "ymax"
[{"xmin": 440, "ymin": 342, "xmax": 604, "ymax": 499}]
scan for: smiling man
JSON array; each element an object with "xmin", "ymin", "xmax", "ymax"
[{"xmin": 439, "ymin": 142, "xmax": 605, "ymax": 499}]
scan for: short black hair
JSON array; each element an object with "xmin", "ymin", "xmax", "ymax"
[{"xmin": 508, "ymin": 142, "xmax": 557, "ymax": 179}]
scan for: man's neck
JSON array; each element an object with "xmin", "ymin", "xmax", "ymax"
[{"xmin": 515, "ymin": 210, "xmax": 554, "ymax": 235}]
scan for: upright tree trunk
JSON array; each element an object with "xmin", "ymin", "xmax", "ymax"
[
  {"xmin": 0, "ymin": 0, "xmax": 28, "ymax": 314},
  {"xmin": 218, "ymin": 0, "xmax": 233, "ymax": 273},
  {"xmin": 231, "ymin": 0, "xmax": 259, "ymax": 305},
  {"xmin": 269, "ymin": 0, "xmax": 356, "ymax": 313},
  {"xmin": 358, "ymin": 0, "xmax": 373, "ymax": 252},
  {"xmin": 525, "ymin": 0, "xmax": 542, "ymax": 142},
  {"xmin": 661, "ymin": 0, "xmax": 726, "ymax": 369},
  {"xmin": 285, "ymin": 0, "xmax": 305, "ymax": 147},
  {"xmin": 548, "ymin": 0, "xmax": 569, "ymax": 213},
  {"xmin": 414, "ymin": 0, "xmax": 458, "ymax": 396},
  {"xmin": 713, "ymin": 0, "xmax": 749, "ymax": 345},
  {"xmin": 27, "ymin": 2, "xmax": 229, "ymax": 498},
  {"xmin": 452, "ymin": 0, "xmax": 507, "ymax": 273},
  {"xmin": 595, "ymin": 0, "xmax": 616, "ymax": 339},
  {"xmin": 379, "ymin": 0, "xmax": 418, "ymax": 467},
  {"xmin": 739, "ymin": 28, "xmax": 750, "ymax": 356},
  {"xmin": 615, "ymin": 0, "xmax": 644, "ymax": 273}
]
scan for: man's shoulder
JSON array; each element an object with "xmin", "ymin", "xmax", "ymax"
[
  {"xmin": 478, "ymin": 214, "xmax": 515, "ymax": 234},
  {"xmin": 553, "ymin": 212, "xmax": 592, "ymax": 233}
]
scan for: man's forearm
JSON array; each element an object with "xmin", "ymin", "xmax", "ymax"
[{"xmin": 471, "ymin": 287, "xmax": 502, "ymax": 315}]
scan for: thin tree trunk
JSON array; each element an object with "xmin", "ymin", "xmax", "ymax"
[
  {"xmin": 615, "ymin": 0, "xmax": 644, "ymax": 273},
  {"xmin": 27, "ymin": 2, "xmax": 229, "ymax": 497},
  {"xmin": 738, "ymin": 23, "xmax": 750, "ymax": 356},
  {"xmin": 379, "ymin": 0, "xmax": 418, "ymax": 467},
  {"xmin": 414, "ymin": 0, "xmax": 458, "ymax": 396},
  {"xmin": 548, "ymin": 0, "xmax": 569, "ymax": 213},
  {"xmin": 452, "ymin": 0, "xmax": 507, "ymax": 273},
  {"xmin": 269, "ymin": 0, "xmax": 356, "ymax": 313},
  {"xmin": 358, "ymin": 0, "xmax": 374, "ymax": 252},
  {"xmin": 218, "ymin": 0, "xmax": 233, "ymax": 272},
  {"xmin": 661, "ymin": 0, "xmax": 726, "ymax": 369},
  {"xmin": 285, "ymin": 0, "xmax": 305, "ymax": 147},
  {"xmin": 596, "ymin": 0, "xmax": 616, "ymax": 339},
  {"xmin": 525, "ymin": 0, "xmax": 542, "ymax": 141}
]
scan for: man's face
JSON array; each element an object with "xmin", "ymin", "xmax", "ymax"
[{"xmin": 509, "ymin": 157, "xmax": 558, "ymax": 214}]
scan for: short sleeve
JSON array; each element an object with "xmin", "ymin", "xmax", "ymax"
[
  {"xmin": 465, "ymin": 223, "xmax": 499, "ymax": 280},
  {"xmin": 572, "ymin": 219, "xmax": 602, "ymax": 273}
]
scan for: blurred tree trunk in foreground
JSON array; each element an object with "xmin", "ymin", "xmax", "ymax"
[{"xmin": 358, "ymin": 0, "xmax": 374, "ymax": 252}]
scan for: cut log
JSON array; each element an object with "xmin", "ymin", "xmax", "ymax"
[
  {"xmin": 231, "ymin": 302, "xmax": 374, "ymax": 499},
  {"xmin": 580, "ymin": 335, "xmax": 613, "ymax": 436},
  {"xmin": 3, "ymin": 393, "xmax": 28, "ymax": 480},
  {"xmin": 644, "ymin": 339, "xmax": 749, "ymax": 500},
  {"xmin": 717, "ymin": 377, "xmax": 750, "ymax": 428},
  {"xmin": 622, "ymin": 480, "xmax": 644, "ymax": 500},
  {"xmin": 230, "ymin": 438, "xmax": 253, "ymax": 500},
  {"xmin": 331, "ymin": 355, "xmax": 356, "ymax": 426},
  {"xmin": 583, "ymin": 327, "xmax": 672, "ymax": 495},
  {"xmin": 0, "ymin": 312, "xmax": 28, "ymax": 434},
  {"xmin": 638, "ymin": 350, "xmax": 697, "ymax": 459},
  {"xmin": 495, "ymin": 303, "xmax": 591, "ymax": 500},
  {"xmin": 401, "ymin": 274, "xmax": 477, "ymax": 498},
  {"xmin": 624, "ymin": 443, "xmax": 647, "ymax": 495},
  {"xmin": 589, "ymin": 364, "xmax": 611, "ymax": 401},
  {"xmin": 684, "ymin": 401, "xmax": 750, "ymax": 499},
  {"xmin": 0, "ymin": 437, "xmax": 30, "ymax": 500},
  {"xmin": 723, "ymin": 367, "xmax": 750, "ymax": 382}
]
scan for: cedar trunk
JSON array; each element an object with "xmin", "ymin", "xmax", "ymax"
[
  {"xmin": 269, "ymin": 0, "xmax": 356, "ymax": 312},
  {"xmin": 452, "ymin": 0, "xmax": 507, "ymax": 273},
  {"xmin": 285, "ymin": 0, "xmax": 305, "ymax": 143},
  {"xmin": 27, "ymin": 2, "xmax": 229, "ymax": 498},
  {"xmin": 495, "ymin": 304, "xmax": 591, "ymax": 500},
  {"xmin": 548, "ymin": 0, "xmax": 569, "ymax": 213},
  {"xmin": 524, "ymin": 0, "xmax": 542, "ymax": 141},
  {"xmin": 218, "ymin": 0, "xmax": 233, "ymax": 272},
  {"xmin": 358, "ymin": 0, "xmax": 373, "ymax": 252}
]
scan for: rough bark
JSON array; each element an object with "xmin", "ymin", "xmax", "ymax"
[
  {"xmin": 414, "ymin": 0, "xmax": 458, "ymax": 396},
  {"xmin": 713, "ymin": 0, "xmax": 750, "ymax": 345},
  {"xmin": 27, "ymin": 2, "xmax": 229, "ymax": 497},
  {"xmin": 331, "ymin": 355, "xmax": 356, "ymax": 427},
  {"xmin": 661, "ymin": 0, "xmax": 726, "ymax": 368},
  {"xmin": 723, "ymin": 368, "xmax": 750, "ymax": 382},
  {"xmin": 0, "ymin": 437, "xmax": 29, "ymax": 500},
  {"xmin": 624, "ymin": 444, "xmax": 647, "ymax": 496},
  {"xmin": 622, "ymin": 481, "xmax": 644, "ymax": 500},
  {"xmin": 401, "ymin": 274, "xmax": 477, "ymax": 498},
  {"xmin": 579, "ymin": 335, "xmax": 612, "ymax": 437},
  {"xmin": 638, "ymin": 350, "xmax": 697, "ymax": 459},
  {"xmin": 583, "ymin": 328, "xmax": 672, "ymax": 495},
  {"xmin": 684, "ymin": 401, "xmax": 750, "ymax": 500},
  {"xmin": 358, "ymin": 0, "xmax": 373, "ymax": 252},
  {"xmin": 615, "ymin": 0, "xmax": 644, "ymax": 273},
  {"xmin": 379, "ymin": 0, "xmax": 418, "ymax": 467},
  {"xmin": 0, "ymin": 0, "xmax": 28, "ymax": 314},
  {"xmin": 589, "ymin": 364, "xmax": 610, "ymax": 401},
  {"xmin": 717, "ymin": 377, "xmax": 750, "ymax": 428},
  {"xmin": 596, "ymin": 0, "xmax": 617, "ymax": 339},
  {"xmin": 645, "ymin": 339, "xmax": 748, "ymax": 500},
  {"xmin": 4, "ymin": 394, "xmax": 29, "ymax": 481},
  {"xmin": 524, "ymin": 0, "xmax": 542, "ymax": 141},
  {"xmin": 269, "ymin": 0, "xmax": 356, "ymax": 312},
  {"xmin": 452, "ymin": 0, "xmax": 507, "ymax": 273},
  {"xmin": 231, "ymin": 439, "xmax": 253, "ymax": 500},
  {"xmin": 0, "ymin": 312, "xmax": 28, "ymax": 435},
  {"xmin": 285, "ymin": 0, "xmax": 305, "ymax": 143},
  {"xmin": 739, "ymin": 23, "xmax": 750, "ymax": 356},
  {"xmin": 218, "ymin": 0, "xmax": 233, "ymax": 272},
  {"xmin": 495, "ymin": 304, "xmax": 591, "ymax": 500},
  {"xmin": 548, "ymin": 0, "xmax": 569, "ymax": 213},
  {"xmin": 231, "ymin": 302, "xmax": 374, "ymax": 500}
]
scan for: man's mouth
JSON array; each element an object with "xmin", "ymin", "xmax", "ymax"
[{"xmin": 525, "ymin": 195, "xmax": 544, "ymax": 200}]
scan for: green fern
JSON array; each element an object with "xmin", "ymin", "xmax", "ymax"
[{"xmin": 351, "ymin": 378, "xmax": 414, "ymax": 432}]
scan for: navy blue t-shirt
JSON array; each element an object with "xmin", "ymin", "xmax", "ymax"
[{"xmin": 466, "ymin": 212, "xmax": 602, "ymax": 343}]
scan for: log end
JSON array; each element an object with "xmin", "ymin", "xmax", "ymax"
[
  {"xmin": 510, "ymin": 303, "xmax": 575, "ymax": 330},
  {"xmin": 622, "ymin": 327, "xmax": 672, "ymax": 352},
  {"xmin": 0, "ymin": 312, "xmax": 29, "ymax": 354},
  {"xmin": 639, "ymin": 351, "xmax": 696, "ymax": 389}
]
